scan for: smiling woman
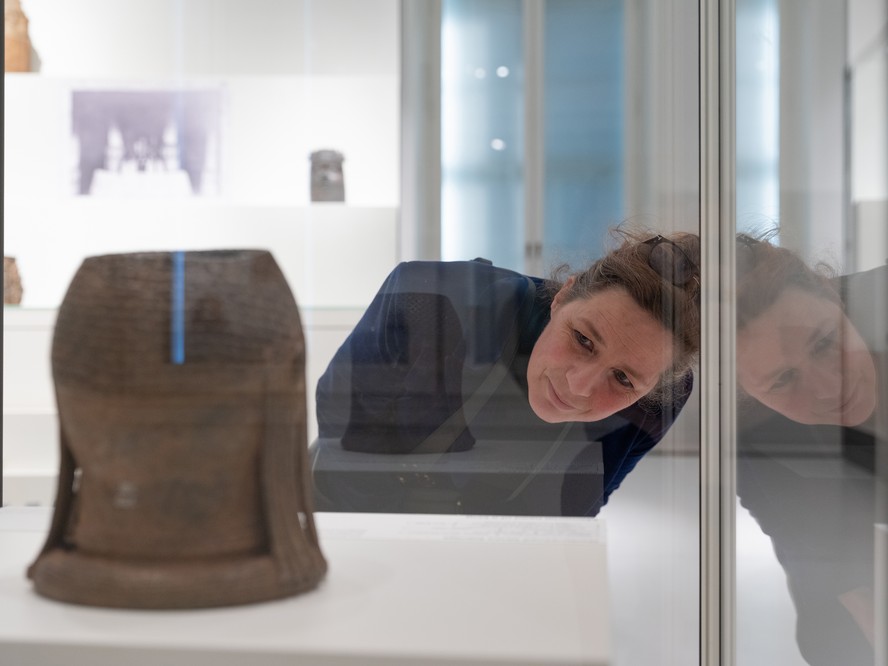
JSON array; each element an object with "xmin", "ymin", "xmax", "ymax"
[
  {"xmin": 526, "ymin": 287, "xmax": 676, "ymax": 423},
  {"xmin": 735, "ymin": 234, "xmax": 878, "ymax": 427},
  {"xmin": 737, "ymin": 287, "xmax": 877, "ymax": 426},
  {"xmin": 314, "ymin": 229, "xmax": 701, "ymax": 516}
]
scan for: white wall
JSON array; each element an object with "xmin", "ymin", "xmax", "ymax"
[
  {"xmin": 22, "ymin": 0, "xmax": 398, "ymax": 78},
  {"xmin": 848, "ymin": 0, "xmax": 888, "ymax": 271},
  {"xmin": 777, "ymin": 0, "xmax": 847, "ymax": 263},
  {"xmin": 776, "ymin": 0, "xmax": 887, "ymax": 271},
  {"xmin": 15, "ymin": 0, "xmax": 400, "ymax": 204},
  {"xmin": 624, "ymin": 0, "xmax": 700, "ymax": 230},
  {"xmin": 848, "ymin": 0, "xmax": 888, "ymax": 202},
  {"xmin": 5, "ymin": 0, "xmax": 401, "ymax": 308},
  {"xmin": 3, "ymin": 75, "xmax": 400, "ymax": 209}
]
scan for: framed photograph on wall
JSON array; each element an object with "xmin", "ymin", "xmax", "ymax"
[{"xmin": 71, "ymin": 89, "xmax": 223, "ymax": 198}]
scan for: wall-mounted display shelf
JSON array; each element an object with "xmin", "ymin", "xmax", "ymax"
[
  {"xmin": 4, "ymin": 73, "xmax": 399, "ymax": 209},
  {"xmin": 3, "ymin": 202, "xmax": 398, "ymax": 309}
]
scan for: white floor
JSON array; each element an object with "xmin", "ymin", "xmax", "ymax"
[{"xmin": 604, "ymin": 452, "xmax": 808, "ymax": 666}]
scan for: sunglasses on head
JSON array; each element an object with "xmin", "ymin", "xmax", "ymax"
[
  {"xmin": 736, "ymin": 235, "xmax": 761, "ymax": 277},
  {"xmin": 643, "ymin": 235, "xmax": 699, "ymax": 287}
]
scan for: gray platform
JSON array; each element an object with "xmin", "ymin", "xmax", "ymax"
[{"xmin": 309, "ymin": 437, "xmax": 604, "ymax": 516}]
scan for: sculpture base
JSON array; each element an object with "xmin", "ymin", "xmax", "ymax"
[{"xmin": 29, "ymin": 549, "xmax": 325, "ymax": 609}]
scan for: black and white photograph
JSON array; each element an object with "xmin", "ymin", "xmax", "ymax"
[{"xmin": 71, "ymin": 89, "xmax": 223, "ymax": 198}]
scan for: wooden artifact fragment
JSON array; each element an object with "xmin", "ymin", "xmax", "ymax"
[
  {"xmin": 4, "ymin": 0, "xmax": 31, "ymax": 73},
  {"xmin": 27, "ymin": 249, "xmax": 327, "ymax": 608},
  {"xmin": 4, "ymin": 256, "xmax": 23, "ymax": 304}
]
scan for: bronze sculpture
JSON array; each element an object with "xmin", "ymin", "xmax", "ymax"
[{"xmin": 28, "ymin": 249, "xmax": 327, "ymax": 608}]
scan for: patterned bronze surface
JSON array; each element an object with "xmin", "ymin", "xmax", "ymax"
[{"xmin": 28, "ymin": 250, "xmax": 327, "ymax": 608}]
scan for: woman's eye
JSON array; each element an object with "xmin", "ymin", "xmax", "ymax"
[
  {"xmin": 574, "ymin": 330, "xmax": 594, "ymax": 351},
  {"xmin": 812, "ymin": 330, "xmax": 837, "ymax": 356},
  {"xmin": 613, "ymin": 370, "xmax": 634, "ymax": 390},
  {"xmin": 770, "ymin": 369, "xmax": 797, "ymax": 392}
]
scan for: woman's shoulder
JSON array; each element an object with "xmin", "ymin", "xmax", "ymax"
[
  {"xmin": 387, "ymin": 258, "xmax": 530, "ymax": 283},
  {"xmin": 839, "ymin": 264, "xmax": 888, "ymax": 352},
  {"xmin": 382, "ymin": 259, "xmax": 538, "ymax": 305},
  {"xmin": 839, "ymin": 263, "xmax": 888, "ymax": 294}
]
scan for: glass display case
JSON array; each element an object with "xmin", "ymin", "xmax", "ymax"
[
  {"xmin": 3, "ymin": 0, "xmax": 886, "ymax": 665},
  {"xmin": 3, "ymin": 0, "xmax": 399, "ymax": 495}
]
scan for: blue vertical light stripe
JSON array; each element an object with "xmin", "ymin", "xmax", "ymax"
[{"xmin": 171, "ymin": 251, "xmax": 185, "ymax": 365}]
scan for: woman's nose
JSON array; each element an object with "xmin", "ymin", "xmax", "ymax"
[
  {"xmin": 807, "ymin": 360, "xmax": 843, "ymax": 400},
  {"xmin": 564, "ymin": 363, "xmax": 603, "ymax": 398}
]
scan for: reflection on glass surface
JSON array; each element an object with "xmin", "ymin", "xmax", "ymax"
[
  {"xmin": 3, "ymin": 1, "xmax": 707, "ymax": 664},
  {"xmin": 408, "ymin": 3, "xmax": 704, "ymax": 664},
  {"xmin": 440, "ymin": 0, "xmax": 626, "ymax": 272},
  {"xmin": 736, "ymin": 235, "xmax": 885, "ymax": 665},
  {"xmin": 441, "ymin": 0, "xmax": 525, "ymax": 268},
  {"xmin": 312, "ymin": 230, "xmax": 700, "ymax": 517},
  {"xmin": 735, "ymin": 1, "xmax": 887, "ymax": 663},
  {"xmin": 71, "ymin": 89, "xmax": 222, "ymax": 198},
  {"xmin": 736, "ymin": 236, "xmax": 878, "ymax": 428},
  {"xmin": 736, "ymin": 0, "xmax": 779, "ymax": 226},
  {"xmin": 542, "ymin": 0, "xmax": 624, "ymax": 268}
]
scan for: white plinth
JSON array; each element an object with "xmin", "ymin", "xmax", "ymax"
[{"xmin": 0, "ymin": 507, "xmax": 610, "ymax": 666}]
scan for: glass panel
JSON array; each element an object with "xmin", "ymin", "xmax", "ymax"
[
  {"xmin": 426, "ymin": 3, "xmax": 703, "ymax": 665},
  {"xmin": 3, "ymin": 0, "xmax": 400, "ymax": 502},
  {"xmin": 735, "ymin": 1, "xmax": 888, "ymax": 664},
  {"xmin": 442, "ymin": 0, "xmax": 628, "ymax": 271},
  {"xmin": 4, "ymin": 2, "xmax": 704, "ymax": 664}
]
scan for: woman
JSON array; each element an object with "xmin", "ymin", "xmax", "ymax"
[
  {"xmin": 734, "ymin": 233, "xmax": 886, "ymax": 666},
  {"xmin": 315, "ymin": 229, "xmax": 701, "ymax": 516},
  {"xmin": 736, "ymin": 233, "xmax": 879, "ymax": 429}
]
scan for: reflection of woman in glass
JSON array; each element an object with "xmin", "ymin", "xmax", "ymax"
[
  {"xmin": 736, "ymin": 234, "xmax": 878, "ymax": 428},
  {"xmin": 735, "ymin": 233, "xmax": 885, "ymax": 666},
  {"xmin": 315, "ymin": 229, "xmax": 701, "ymax": 516}
]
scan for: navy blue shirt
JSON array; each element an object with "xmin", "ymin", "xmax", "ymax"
[{"xmin": 317, "ymin": 260, "xmax": 692, "ymax": 515}]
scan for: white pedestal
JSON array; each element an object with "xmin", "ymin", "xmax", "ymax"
[{"xmin": 0, "ymin": 508, "xmax": 611, "ymax": 666}]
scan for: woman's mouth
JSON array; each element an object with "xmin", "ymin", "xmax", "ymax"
[
  {"xmin": 547, "ymin": 379, "xmax": 576, "ymax": 412},
  {"xmin": 815, "ymin": 378, "xmax": 866, "ymax": 422},
  {"xmin": 840, "ymin": 383, "xmax": 858, "ymax": 413},
  {"xmin": 830, "ymin": 379, "xmax": 859, "ymax": 416}
]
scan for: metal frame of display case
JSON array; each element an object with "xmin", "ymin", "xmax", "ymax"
[{"xmin": 700, "ymin": 0, "xmax": 736, "ymax": 664}]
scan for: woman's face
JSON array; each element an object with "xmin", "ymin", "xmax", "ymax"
[
  {"xmin": 736, "ymin": 287, "xmax": 877, "ymax": 426},
  {"xmin": 526, "ymin": 283, "xmax": 674, "ymax": 423}
]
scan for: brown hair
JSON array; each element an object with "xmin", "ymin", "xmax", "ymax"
[
  {"xmin": 548, "ymin": 227, "xmax": 701, "ymax": 403},
  {"xmin": 736, "ymin": 231, "xmax": 840, "ymax": 332}
]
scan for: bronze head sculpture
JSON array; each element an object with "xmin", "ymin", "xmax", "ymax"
[{"xmin": 28, "ymin": 249, "xmax": 327, "ymax": 608}]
